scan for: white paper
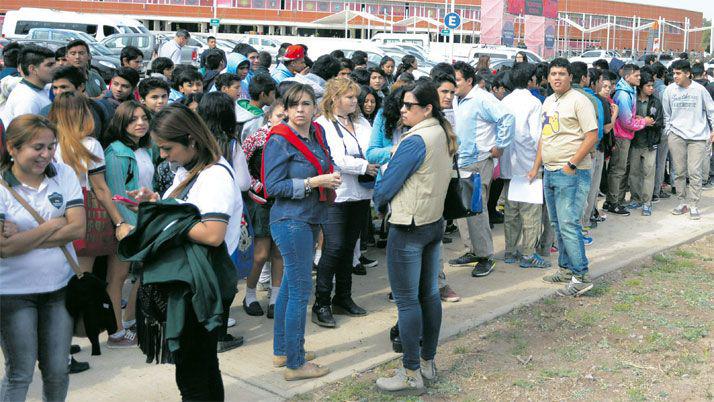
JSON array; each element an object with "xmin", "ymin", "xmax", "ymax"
[{"xmin": 507, "ymin": 175, "xmax": 543, "ymax": 204}]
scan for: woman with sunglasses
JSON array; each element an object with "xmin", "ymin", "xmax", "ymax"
[{"xmin": 373, "ymin": 79, "xmax": 457, "ymax": 395}]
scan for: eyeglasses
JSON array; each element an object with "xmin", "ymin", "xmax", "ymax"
[{"xmin": 402, "ymin": 101, "xmax": 423, "ymax": 110}]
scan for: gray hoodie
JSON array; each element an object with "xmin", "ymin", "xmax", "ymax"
[{"xmin": 662, "ymin": 80, "xmax": 714, "ymax": 141}]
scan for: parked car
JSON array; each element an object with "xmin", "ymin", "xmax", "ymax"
[
  {"xmin": 233, "ymin": 35, "xmax": 281, "ymax": 57},
  {"xmin": 153, "ymin": 33, "xmax": 199, "ymax": 66},
  {"xmin": 100, "ymin": 33, "xmax": 156, "ymax": 70},
  {"xmin": 14, "ymin": 38, "xmax": 120, "ymax": 83},
  {"xmin": 569, "ymin": 49, "xmax": 621, "ymax": 66},
  {"xmin": 26, "ymin": 28, "xmax": 97, "ymax": 43},
  {"xmin": 468, "ymin": 45, "xmax": 544, "ymax": 64}
]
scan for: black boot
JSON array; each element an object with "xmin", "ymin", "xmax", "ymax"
[{"xmin": 311, "ymin": 303, "xmax": 336, "ymax": 328}]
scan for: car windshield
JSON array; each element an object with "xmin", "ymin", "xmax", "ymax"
[{"xmin": 89, "ymin": 43, "xmax": 114, "ymax": 56}]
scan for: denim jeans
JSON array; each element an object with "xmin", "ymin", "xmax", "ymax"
[
  {"xmin": 387, "ymin": 219, "xmax": 443, "ymax": 371},
  {"xmin": 174, "ymin": 302, "xmax": 223, "ymax": 401},
  {"xmin": 0, "ymin": 287, "xmax": 73, "ymax": 402},
  {"xmin": 271, "ymin": 219, "xmax": 320, "ymax": 369},
  {"xmin": 543, "ymin": 169, "xmax": 591, "ymax": 276},
  {"xmin": 315, "ymin": 200, "xmax": 370, "ymax": 306}
]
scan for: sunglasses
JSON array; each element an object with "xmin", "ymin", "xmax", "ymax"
[{"xmin": 402, "ymin": 101, "xmax": 423, "ymax": 110}]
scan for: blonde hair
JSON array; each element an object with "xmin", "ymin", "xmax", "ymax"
[
  {"xmin": 320, "ymin": 77, "xmax": 361, "ymax": 122},
  {"xmin": 48, "ymin": 92, "xmax": 99, "ymax": 175}
]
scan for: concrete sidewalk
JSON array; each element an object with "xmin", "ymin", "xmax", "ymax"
[{"xmin": 3, "ymin": 194, "xmax": 713, "ymax": 401}]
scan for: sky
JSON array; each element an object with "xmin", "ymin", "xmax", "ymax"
[{"xmin": 623, "ymin": 0, "xmax": 713, "ymax": 22}]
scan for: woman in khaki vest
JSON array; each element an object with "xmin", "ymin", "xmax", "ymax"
[{"xmin": 372, "ymin": 79, "xmax": 457, "ymax": 395}]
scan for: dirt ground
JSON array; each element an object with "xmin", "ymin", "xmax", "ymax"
[{"xmin": 298, "ymin": 235, "xmax": 714, "ymax": 402}]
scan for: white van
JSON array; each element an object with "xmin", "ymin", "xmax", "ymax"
[
  {"xmin": 2, "ymin": 8, "xmax": 143, "ymax": 41},
  {"xmin": 371, "ymin": 33, "xmax": 430, "ymax": 51}
]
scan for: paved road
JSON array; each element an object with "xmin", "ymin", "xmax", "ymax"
[{"xmin": 3, "ymin": 194, "xmax": 713, "ymax": 401}]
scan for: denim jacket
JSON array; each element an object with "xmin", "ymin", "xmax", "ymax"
[
  {"xmin": 263, "ymin": 123, "xmax": 332, "ymax": 225},
  {"xmin": 105, "ymin": 140, "xmax": 154, "ymax": 225}
]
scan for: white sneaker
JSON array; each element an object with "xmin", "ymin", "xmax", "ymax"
[
  {"xmin": 672, "ymin": 203, "xmax": 688, "ymax": 215},
  {"xmin": 420, "ymin": 358, "xmax": 437, "ymax": 384},
  {"xmin": 376, "ymin": 367, "xmax": 426, "ymax": 396},
  {"xmin": 227, "ymin": 318, "xmax": 236, "ymax": 328},
  {"xmin": 689, "ymin": 206, "xmax": 701, "ymax": 220}
]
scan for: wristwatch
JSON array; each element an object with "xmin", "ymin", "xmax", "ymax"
[
  {"xmin": 115, "ymin": 220, "xmax": 125, "ymax": 228},
  {"xmin": 567, "ymin": 161, "xmax": 577, "ymax": 170}
]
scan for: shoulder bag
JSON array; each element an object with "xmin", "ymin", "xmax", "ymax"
[{"xmin": 442, "ymin": 155, "xmax": 483, "ymax": 220}]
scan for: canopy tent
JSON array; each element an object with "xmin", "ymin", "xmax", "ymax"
[
  {"xmin": 312, "ymin": 9, "xmax": 391, "ymax": 26},
  {"xmin": 392, "ymin": 15, "xmax": 442, "ymax": 28}
]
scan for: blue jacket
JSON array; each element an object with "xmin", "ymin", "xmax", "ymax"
[
  {"xmin": 366, "ymin": 109, "xmax": 396, "ymax": 182},
  {"xmin": 454, "ymin": 86, "xmax": 515, "ymax": 168},
  {"xmin": 105, "ymin": 140, "xmax": 154, "ymax": 225},
  {"xmin": 581, "ymin": 86, "xmax": 605, "ymax": 142},
  {"xmin": 372, "ymin": 135, "xmax": 425, "ymax": 213},
  {"xmin": 613, "ymin": 78, "xmax": 647, "ymax": 140},
  {"xmin": 271, "ymin": 63, "xmax": 294, "ymax": 85}
]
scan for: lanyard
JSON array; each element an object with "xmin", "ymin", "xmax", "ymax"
[{"xmin": 332, "ymin": 118, "xmax": 365, "ymax": 159}]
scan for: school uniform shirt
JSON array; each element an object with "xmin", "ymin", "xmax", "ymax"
[
  {"xmin": 500, "ymin": 88, "xmax": 543, "ymax": 178},
  {"xmin": 0, "ymin": 163, "xmax": 83, "ymax": 295},
  {"xmin": 134, "ymin": 148, "xmax": 155, "ymax": 190},
  {"xmin": 53, "ymin": 137, "xmax": 106, "ymax": 189},
  {"xmin": 0, "ymin": 79, "xmax": 51, "ymax": 127},
  {"xmin": 317, "ymin": 115, "xmax": 373, "ymax": 202},
  {"xmin": 163, "ymin": 157, "xmax": 242, "ymax": 255},
  {"xmin": 541, "ymin": 88, "xmax": 598, "ymax": 171}
]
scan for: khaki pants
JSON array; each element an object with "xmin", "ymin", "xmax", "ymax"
[
  {"xmin": 606, "ymin": 137, "xmax": 631, "ymax": 205},
  {"xmin": 582, "ymin": 151, "xmax": 604, "ymax": 227},
  {"xmin": 456, "ymin": 158, "xmax": 494, "ymax": 258},
  {"xmin": 668, "ymin": 134, "xmax": 707, "ymax": 207},
  {"xmin": 504, "ymin": 181, "xmax": 542, "ymax": 257},
  {"xmin": 628, "ymin": 146, "xmax": 657, "ymax": 205}
]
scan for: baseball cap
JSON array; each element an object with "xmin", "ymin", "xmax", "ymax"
[{"xmin": 281, "ymin": 45, "xmax": 305, "ymax": 61}]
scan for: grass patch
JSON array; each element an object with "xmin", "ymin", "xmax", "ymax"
[
  {"xmin": 540, "ymin": 368, "xmax": 579, "ymax": 379},
  {"xmin": 633, "ymin": 332, "xmax": 674, "ymax": 354},
  {"xmin": 513, "ymin": 379, "xmax": 534, "ymax": 389},
  {"xmin": 681, "ymin": 325, "xmax": 708, "ymax": 341},
  {"xmin": 627, "ymin": 387, "xmax": 647, "ymax": 401},
  {"xmin": 674, "ymin": 249, "xmax": 699, "ymax": 259},
  {"xmin": 453, "ymin": 345, "xmax": 469, "ymax": 355}
]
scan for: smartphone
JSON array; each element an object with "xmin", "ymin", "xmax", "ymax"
[{"xmin": 112, "ymin": 195, "xmax": 139, "ymax": 206}]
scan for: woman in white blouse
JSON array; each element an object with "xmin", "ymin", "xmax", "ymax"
[{"xmin": 311, "ymin": 77, "xmax": 379, "ymax": 328}]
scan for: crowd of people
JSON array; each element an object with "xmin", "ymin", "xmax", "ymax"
[{"xmin": 1, "ymin": 28, "xmax": 713, "ymax": 401}]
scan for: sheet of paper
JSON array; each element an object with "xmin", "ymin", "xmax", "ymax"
[{"xmin": 507, "ymin": 175, "xmax": 543, "ymax": 204}]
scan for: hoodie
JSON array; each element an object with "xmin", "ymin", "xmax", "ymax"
[
  {"xmin": 235, "ymin": 99, "xmax": 264, "ymax": 142},
  {"xmin": 224, "ymin": 53, "xmax": 251, "ymax": 99},
  {"xmin": 202, "ymin": 69, "xmax": 220, "ymax": 93},
  {"xmin": 613, "ymin": 78, "xmax": 647, "ymax": 140},
  {"xmin": 271, "ymin": 63, "xmax": 294, "ymax": 85}
]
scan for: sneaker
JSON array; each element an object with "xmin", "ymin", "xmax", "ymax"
[
  {"xmin": 642, "ymin": 204, "xmax": 652, "ymax": 216},
  {"xmin": 471, "ymin": 258, "xmax": 495, "ymax": 277},
  {"xmin": 444, "ymin": 223, "xmax": 458, "ymax": 234},
  {"xmin": 217, "ymin": 334, "xmax": 244, "ymax": 353},
  {"xmin": 267, "ymin": 304, "xmax": 275, "ymax": 319},
  {"xmin": 107, "ymin": 330, "xmax": 137, "ymax": 349},
  {"xmin": 420, "ymin": 358, "xmax": 437, "ymax": 384},
  {"xmin": 352, "ymin": 263, "xmax": 367, "ymax": 275},
  {"xmin": 69, "ymin": 357, "xmax": 90, "ymax": 374},
  {"xmin": 651, "ymin": 194, "xmax": 660, "ymax": 204},
  {"xmin": 672, "ymin": 204, "xmax": 688, "ymax": 215},
  {"xmin": 439, "ymin": 285, "xmax": 461, "ymax": 302},
  {"xmin": 658, "ymin": 190, "xmax": 671, "ymax": 199},
  {"xmin": 273, "ymin": 351, "xmax": 316, "ymax": 368},
  {"xmin": 387, "ymin": 292, "xmax": 395, "ymax": 303},
  {"xmin": 359, "ymin": 255, "xmax": 378, "ymax": 268},
  {"xmin": 519, "ymin": 254, "xmax": 552, "ymax": 269},
  {"xmin": 601, "ymin": 201, "xmax": 613, "ymax": 211},
  {"xmin": 689, "ymin": 206, "xmax": 701, "ymax": 220},
  {"xmin": 543, "ymin": 268, "xmax": 573, "ymax": 283},
  {"xmin": 284, "ymin": 362, "xmax": 330, "ymax": 381},
  {"xmin": 257, "ymin": 280, "xmax": 271, "ymax": 292},
  {"xmin": 227, "ymin": 317, "xmax": 236, "ymax": 328},
  {"xmin": 702, "ymin": 180, "xmax": 714, "ymax": 190},
  {"xmin": 243, "ymin": 298, "xmax": 264, "ymax": 316},
  {"xmin": 376, "ymin": 367, "xmax": 426, "ymax": 396},
  {"xmin": 625, "ymin": 201, "xmax": 641, "ymax": 209},
  {"xmin": 70, "ymin": 344, "xmax": 81, "ymax": 355},
  {"xmin": 608, "ymin": 205, "xmax": 631, "ymax": 216},
  {"xmin": 449, "ymin": 252, "xmax": 479, "ymax": 266},
  {"xmin": 503, "ymin": 251, "xmax": 521, "ymax": 264},
  {"xmin": 556, "ymin": 275, "xmax": 594, "ymax": 297},
  {"xmin": 582, "ymin": 234, "xmax": 594, "ymax": 246}
]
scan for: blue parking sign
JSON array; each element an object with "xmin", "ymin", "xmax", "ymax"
[{"xmin": 444, "ymin": 12, "xmax": 461, "ymax": 29}]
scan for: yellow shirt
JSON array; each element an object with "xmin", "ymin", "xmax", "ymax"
[{"xmin": 541, "ymin": 88, "xmax": 598, "ymax": 171}]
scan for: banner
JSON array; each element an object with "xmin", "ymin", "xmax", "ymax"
[
  {"xmin": 480, "ymin": 0, "xmax": 506, "ymax": 46},
  {"xmin": 502, "ymin": 14, "xmax": 515, "ymax": 47},
  {"xmin": 525, "ymin": 15, "xmax": 545, "ymax": 56},
  {"xmin": 507, "ymin": 0, "xmax": 524, "ymax": 15},
  {"xmin": 524, "ymin": 0, "xmax": 543, "ymax": 16},
  {"xmin": 543, "ymin": 0, "xmax": 558, "ymax": 19},
  {"xmin": 543, "ymin": 18, "xmax": 556, "ymax": 58}
]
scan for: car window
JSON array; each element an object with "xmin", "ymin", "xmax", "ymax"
[
  {"xmin": 261, "ymin": 39, "xmax": 276, "ymax": 47},
  {"xmin": 134, "ymin": 36, "xmax": 151, "ymax": 48},
  {"xmin": 34, "ymin": 30, "xmax": 50, "ymax": 40},
  {"xmin": 526, "ymin": 53, "xmax": 539, "ymax": 62},
  {"xmin": 249, "ymin": 38, "xmax": 259, "ymax": 45},
  {"xmin": 104, "ymin": 26, "xmax": 118, "ymax": 37},
  {"xmin": 103, "ymin": 37, "xmax": 124, "ymax": 49},
  {"xmin": 582, "ymin": 51, "xmax": 599, "ymax": 58}
]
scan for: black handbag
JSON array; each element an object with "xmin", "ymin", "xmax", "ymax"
[{"xmin": 443, "ymin": 155, "xmax": 482, "ymax": 220}]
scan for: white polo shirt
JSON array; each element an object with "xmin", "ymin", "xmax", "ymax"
[
  {"xmin": 0, "ymin": 79, "xmax": 51, "ymax": 128},
  {"xmin": 0, "ymin": 162, "xmax": 83, "ymax": 295},
  {"xmin": 163, "ymin": 157, "xmax": 242, "ymax": 255},
  {"xmin": 54, "ymin": 137, "xmax": 106, "ymax": 189}
]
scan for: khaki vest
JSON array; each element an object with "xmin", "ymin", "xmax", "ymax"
[{"xmin": 389, "ymin": 117, "xmax": 453, "ymax": 226}]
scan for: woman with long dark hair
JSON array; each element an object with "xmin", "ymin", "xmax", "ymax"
[
  {"xmin": 263, "ymin": 83, "xmax": 341, "ymax": 380},
  {"xmin": 358, "ymin": 85, "xmax": 381, "ymax": 126},
  {"xmin": 373, "ymin": 79, "xmax": 457, "ymax": 395},
  {"xmin": 395, "ymin": 55, "xmax": 418, "ymax": 78},
  {"xmin": 379, "ymin": 56, "xmax": 396, "ymax": 88}
]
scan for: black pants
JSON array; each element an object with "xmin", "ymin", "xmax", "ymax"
[
  {"xmin": 174, "ymin": 302, "xmax": 224, "ymax": 401},
  {"xmin": 315, "ymin": 200, "xmax": 370, "ymax": 306}
]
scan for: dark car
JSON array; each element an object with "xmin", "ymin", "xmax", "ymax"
[{"xmin": 14, "ymin": 39, "xmax": 120, "ymax": 83}]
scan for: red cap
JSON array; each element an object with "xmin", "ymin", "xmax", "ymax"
[{"xmin": 281, "ymin": 45, "xmax": 305, "ymax": 61}]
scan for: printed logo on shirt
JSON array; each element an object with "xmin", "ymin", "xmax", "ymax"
[
  {"xmin": 671, "ymin": 93, "xmax": 696, "ymax": 109},
  {"xmin": 95, "ymin": 79, "xmax": 101, "ymax": 87},
  {"xmin": 541, "ymin": 112, "xmax": 560, "ymax": 138},
  {"xmin": 48, "ymin": 192, "xmax": 64, "ymax": 209}
]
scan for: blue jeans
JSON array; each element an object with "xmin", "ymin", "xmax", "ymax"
[
  {"xmin": 0, "ymin": 287, "xmax": 73, "ymax": 402},
  {"xmin": 543, "ymin": 169, "xmax": 591, "ymax": 276},
  {"xmin": 387, "ymin": 219, "xmax": 443, "ymax": 371},
  {"xmin": 271, "ymin": 219, "xmax": 320, "ymax": 369}
]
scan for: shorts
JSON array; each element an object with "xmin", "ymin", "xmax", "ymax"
[{"xmin": 247, "ymin": 199, "xmax": 272, "ymax": 238}]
